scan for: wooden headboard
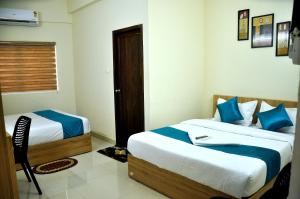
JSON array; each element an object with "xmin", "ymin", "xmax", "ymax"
[{"xmin": 213, "ymin": 95, "xmax": 298, "ymax": 123}]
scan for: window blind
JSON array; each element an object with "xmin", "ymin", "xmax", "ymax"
[{"xmin": 0, "ymin": 42, "xmax": 57, "ymax": 93}]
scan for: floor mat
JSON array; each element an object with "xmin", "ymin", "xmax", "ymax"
[
  {"xmin": 98, "ymin": 146, "xmax": 128, "ymax": 163},
  {"xmin": 32, "ymin": 158, "xmax": 78, "ymax": 174}
]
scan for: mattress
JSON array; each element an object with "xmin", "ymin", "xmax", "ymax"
[
  {"xmin": 128, "ymin": 119, "xmax": 294, "ymax": 198},
  {"xmin": 5, "ymin": 109, "xmax": 90, "ymax": 146}
]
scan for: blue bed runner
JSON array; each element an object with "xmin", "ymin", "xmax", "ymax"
[
  {"xmin": 34, "ymin": 110, "xmax": 84, "ymax": 139},
  {"xmin": 151, "ymin": 127, "xmax": 281, "ymax": 183}
]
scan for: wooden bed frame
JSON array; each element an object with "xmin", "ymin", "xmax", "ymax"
[
  {"xmin": 128, "ymin": 155, "xmax": 275, "ymax": 199},
  {"xmin": 128, "ymin": 95, "xmax": 297, "ymax": 199},
  {"xmin": 15, "ymin": 133, "xmax": 92, "ymax": 170}
]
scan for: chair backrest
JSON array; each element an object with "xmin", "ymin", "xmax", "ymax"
[
  {"xmin": 272, "ymin": 163, "xmax": 291, "ymax": 198},
  {"xmin": 260, "ymin": 163, "xmax": 291, "ymax": 199},
  {"xmin": 12, "ymin": 116, "xmax": 31, "ymax": 154}
]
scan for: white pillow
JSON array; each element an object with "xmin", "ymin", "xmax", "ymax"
[
  {"xmin": 214, "ymin": 98, "xmax": 258, "ymax": 126},
  {"xmin": 256, "ymin": 101, "xmax": 297, "ymax": 133}
]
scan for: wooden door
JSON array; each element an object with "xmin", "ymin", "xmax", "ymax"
[
  {"xmin": 113, "ymin": 25, "xmax": 145, "ymax": 147},
  {"xmin": 0, "ymin": 89, "xmax": 19, "ymax": 199}
]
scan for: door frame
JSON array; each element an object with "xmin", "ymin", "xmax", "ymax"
[
  {"xmin": 0, "ymin": 89, "xmax": 19, "ymax": 199},
  {"xmin": 112, "ymin": 24, "xmax": 145, "ymax": 147}
]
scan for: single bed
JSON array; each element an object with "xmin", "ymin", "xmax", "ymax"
[
  {"xmin": 5, "ymin": 109, "xmax": 92, "ymax": 169},
  {"xmin": 127, "ymin": 95, "xmax": 297, "ymax": 199}
]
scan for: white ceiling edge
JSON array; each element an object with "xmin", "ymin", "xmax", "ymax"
[{"xmin": 67, "ymin": 0, "xmax": 101, "ymax": 14}]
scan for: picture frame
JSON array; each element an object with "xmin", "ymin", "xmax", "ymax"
[
  {"xmin": 238, "ymin": 9, "xmax": 250, "ymax": 41},
  {"xmin": 251, "ymin": 14, "xmax": 274, "ymax": 48},
  {"xmin": 276, "ymin": 21, "xmax": 291, "ymax": 56}
]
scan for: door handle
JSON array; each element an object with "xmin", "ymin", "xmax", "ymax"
[{"xmin": 114, "ymin": 89, "xmax": 121, "ymax": 93}]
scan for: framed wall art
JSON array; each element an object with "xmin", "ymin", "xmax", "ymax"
[
  {"xmin": 238, "ymin": 9, "xmax": 250, "ymax": 41},
  {"xmin": 251, "ymin": 14, "xmax": 274, "ymax": 48},
  {"xmin": 276, "ymin": 21, "xmax": 291, "ymax": 56}
]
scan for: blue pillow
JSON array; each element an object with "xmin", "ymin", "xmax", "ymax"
[
  {"xmin": 257, "ymin": 104, "xmax": 293, "ymax": 131},
  {"xmin": 217, "ymin": 97, "xmax": 244, "ymax": 123}
]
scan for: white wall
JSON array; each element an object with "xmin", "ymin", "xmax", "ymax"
[
  {"xmin": 72, "ymin": 0, "xmax": 206, "ymax": 140},
  {"xmin": 1, "ymin": 0, "xmax": 298, "ymax": 143},
  {"xmin": 203, "ymin": 0, "xmax": 299, "ymax": 117},
  {"xmin": 72, "ymin": 0, "xmax": 148, "ymax": 140},
  {"xmin": 0, "ymin": 0, "xmax": 77, "ymax": 115},
  {"xmin": 148, "ymin": 0, "xmax": 206, "ymax": 128}
]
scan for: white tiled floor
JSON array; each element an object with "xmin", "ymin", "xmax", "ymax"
[{"xmin": 17, "ymin": 137, "xmax": 168, "ymax": 199}]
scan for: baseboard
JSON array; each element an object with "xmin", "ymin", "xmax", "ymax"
[{"xmin": 91, "ymin": 131, "xmax": 115, "ymax": 145}]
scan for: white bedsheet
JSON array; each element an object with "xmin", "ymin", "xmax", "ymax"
[
  {"xmin": 5, "ymin": 109, "xmax": 90, "ymax": 146},
  {"xmin": 128, "ymin": 119, "xmax": 294, "ymax": 198}
]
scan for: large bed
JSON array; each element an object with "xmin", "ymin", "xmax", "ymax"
[
  {"xmin": 127, "ymin": 95, "xmax": 297, "ymax": 199},
  {"xmin": 5, "ymin": 109, "xmax": 92, "ymax": 169}
]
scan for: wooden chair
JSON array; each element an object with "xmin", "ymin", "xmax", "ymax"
[
  {"xmin": 260, "ymin": 163, "xmax": 291, "ymax": 199},
  {"xmin": 12, "ymin": 116, "xmax": 42, "ymax": 195}
]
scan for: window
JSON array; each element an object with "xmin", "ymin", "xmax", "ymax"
[{"xmin": 0, "ymin": 42, "xmax": 57, "ymax": 93}]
